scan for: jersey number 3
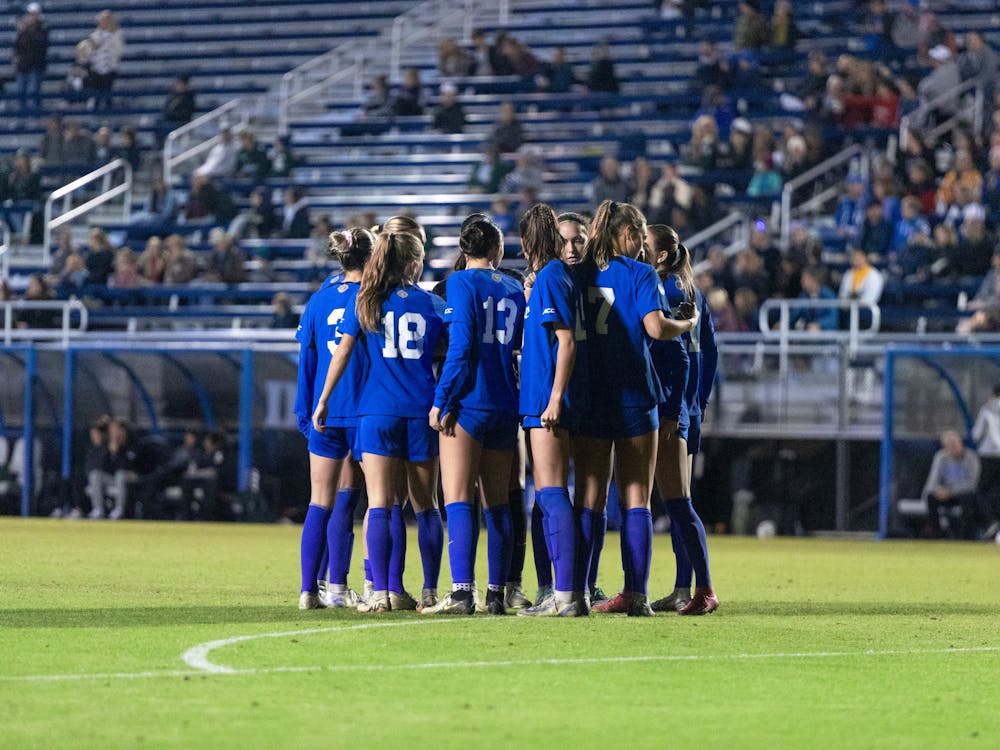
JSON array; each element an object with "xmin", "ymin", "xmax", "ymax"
[
  {"xmin": 325, "ymin": 308, "xmax": 346, "ymax": 355},
  {"xmin": 382, "ymin": 311, "xmax": 426, "ymax": 359}
]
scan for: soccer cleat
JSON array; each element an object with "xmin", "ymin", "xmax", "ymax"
[
  {"xmin": 108, "ymin": 506, "xmax": 124, "ymax": 521},
  {"xmin": 357, "ymin": 592, "xmax": 390, "ymax": 613},
  {"xmin": 418, "ymin": 588, "xmax": 438, "ymax": 611},
  {"xmin": 363, "ymin": 580, "xmax": 374, "ymax": 602},
  {"xmin": 389, "ymin": 590, "xmax": 418, "ymax": 611},
  {"xmin": 472, "ymin": 583, "xmax": 486, "ymax": 614},
  {"xmin": 592, "ymin": 590, "xmax": 632, "ymax": 613},
  {"xmin": 534, "ymin": 584, "xmax": 553, "ymax": 606},
  {"xmin": 298, "ymin": 591, "xmax": 325, "ymax": 610},
  {"xmin": 88, "ymin": 506, "xmax": 104, "ymax": 520},
  {"xmin": 485, "ymin": 589, "xmax": 506, "ymax": 616},
  {"xmin": 504, "ymin": 583, "xmax": 532, "ymax": 610},
  {"xmin": 627, "ymin": 594, "xmax": 655, "ymax": 617},
  {"xmin": 433, "ymin": 589, "xmax": 476, "ymax": 615},
  {"xmin": 517, "ymin": 595, "xmax": 585, "ymax": 617},
  {"xmin": 679, "ymin": 587, "xmax": 719, "ymax": 616},
  {"xmin": 650, "ymin": 588, "xmax": 692, "ymax": 613},
  {"xmin": 321, "ymin": 588, "xmax": 363, "ymax": 608},
  {"xmin": 590, "ymin": 586, "xmax": 609, "ymax": 605}
]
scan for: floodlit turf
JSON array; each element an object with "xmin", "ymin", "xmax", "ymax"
[{"xmin": 1, "ymin": 519, "xmax": 998, "ymax": 750}]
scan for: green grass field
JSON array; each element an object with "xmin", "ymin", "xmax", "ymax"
[{"xmin": 1, "ymin": 518, "xmax": 998, "ymax": 749}]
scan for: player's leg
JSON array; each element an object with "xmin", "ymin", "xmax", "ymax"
[
  {"xmin": 572, "ymin": 435, "xmax": 613, "ymax": 609},
  {"xmin": 505, "ymin": 428, "xmax": 532, "ymax": 609},
  {"xmin": 651, "ymin": 428, "xmax": 692, "ymax": 612},
  {"xmin": 677, "ymin": 415, "xmax": 718, "ymax": 616},
  {"xmin": 387, "ymin": 467, "xmax": 414, "ymax": 609},
  {"xmin": 480, "ymin": 439, "xmax": 515, "ymax": 615},
  {"xmin": 298, "ymin": 449, "xmax": 343, "ymax": 609},
  {"xmin": 325, "ymin": 449, "xmax": 365, "ymax": 606},
  {"xmin": 357, "ymin": 453, "xmax": 398, "ymax": 612},
  {"xmin": 407, "ymin": 418, "xmax": 443, "ymax": 610},
  {"xmin": 614, "ymin": 428, "xmax": 658, "ymax": 616}
]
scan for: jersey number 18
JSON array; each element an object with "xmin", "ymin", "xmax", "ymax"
[{"xmin": 381, "ymin": 311, "xmax": 426, "ymax": 359}]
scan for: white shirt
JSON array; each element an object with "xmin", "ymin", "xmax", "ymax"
[
  {"xmin": 973, "ymin": 397, "xmax": 1000, "ymax": 457},
  {"xmin": 194, "ymin": 140, "xmax": 239, "ymax": 178}
]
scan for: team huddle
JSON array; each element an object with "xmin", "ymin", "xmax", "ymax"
[{"xmin": 294, "ymin": 200, "xmax": 719, "ymax": 618}]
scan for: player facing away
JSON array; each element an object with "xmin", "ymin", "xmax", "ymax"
[
  {"xmin": 568, "ymin": 201, "xmax": 698, "ymax": 617},
  {"xmin": 313, "ymin": 231, "xmax": 446, "ymax": 613},
  {"xmin": 646, "ymin": 224, "xmax": 719, "ymax": 615},
  {"xmin": 427, "ymin": 214, "xmax": 526, "ymax": 615},
  {"xmin": 294, "ymin": 227, "xmax": 374, "ymax": 610},
  {"xmin": 517, "ymin": 203, "xmax": 589, "ymax": 617}
]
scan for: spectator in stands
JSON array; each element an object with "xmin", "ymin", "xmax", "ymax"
[
  {"xmin": 587, "ymin": 42, "xmax": 619, "ymax": 94},
  {"xmin": 799, "ymin": 52, "xmax": 829, "ymax": 114},
  {"xmin": 63, "ymin": 39, "xmax": 92, "ymax": 109},
  {"xmin": 917, "ymin": 45, "xmax": 961, "ymax": 124},
  {"xmin": 706, "ymin": 287, "xmax": 742, "ymax": 333},
  {"xmin": 508, "ymin": 37, "xmax": 543, "ymax": 79},
  {"xmin": 438, "ymin": 37, "xmax": 472, "ymax": 78},
  {"xmin": 903, "ymin": 158, "xmax": 937, "ymax": 216},
  {"xmin": 93, "ymin": 126, "xmax": 113, "ymax": 163},
  {"xmin": 959, "ymin": 274, "xmax": 1000, "ymax": 334},
  {"xmin": 1, "ymin": 150, "xmax": 42, "ymax": 237},
  {"xmin": 432, "ymin": 82, "xmax": 466, "ymax": 134},
  {"xmin": 194, "ymin": 126, "xmax": 239, "ymax": 179},
  {"xmin": 84, "ymin": 228, "xmax": 115, "ymax": 285},
  {"xmin": 733, "ymin": 0, "xmax": 767, "ymax": 53},
  {"xmin": 626, "ymin": 157, "xmax": 655, "ymax": 213},
  {"xmin": 647, "ymin": 160, "xmax": 691, "ymax": 225},
  {"xmin": 859, "ymin": 198, "xmax": 892, "ymax": 259},
  {"xmin": 184, "ymin": 430, "xmax": 235, "ymax": 520},
  {"xmin": 984, "ymin": 147, "xmax": 1000, "ymax": 217},
  {"xmin": 936, "ymin": 150, "xmax": 982, "ymax": 214},
  {"xmin": 959, "ymin": 31, "xmax": 997, "ymax": 84},
  {"xmin": 304, "ymin": 214, "xmax": 333, "ymax": 267},
  {"xmin": 87, "ymin": 10, "xmax": 124, "ymax": 112},
  {"xmin": 466, "ymin": 144, "xmax": 511, "ymax": 193},
  {"xmin": 392, "ymin": 68, "xmax": 425, "ymax": 116},
  {"xmin": 733, "ymin": 287, "xmax": 760, "ymax": 332},
  {"xmin": 930, "ymin": 223, "xmax": 959, "ymax": 280},
  {"xmin": 182, "ymin": 173, "xmax": 226, "ymax": 226},
  {"xmin": 832, "ymin": 173, "xmax": 867, "ymax": 241},
  {"xmin": 731, "ymin": 249, "xmax": 769, "ymax": 300},
  {"xmin": 489, "ymin": 31, "xmax": 514, "ymax": 76},
  {"xmin": 787, "ymin": 223, "xmax": 823, "ymax": 268},
  {"xmin": 890, "ymin": 195, "xmax": 931, "ymax": 256},
  {"xmin": 488, "ymin": 102, "xmax": 524, "ymax": 153},
  {"xmin": 468, "ymin": 29, "xmax": 492, "ymax": 77},
  {"xmin": 15, "ymin": 274, "xmax": 57, "ymax": 329},
  {"xmin": 56, "ymin": 252, "xmax": 88, "ymax": 297},
  {"xmin": 39, "ymin": 114, "xmax": 64, "ymax": 165},
  {"xmin": 768, "ymin": 0, "xmax": 798, "ymax": 54},
  {"xmin": 501, "ymin": 148, "xmax": 545, "ymax": 195},
  {"xmin": 943, "ymin": 184, "xmax": 986, "ymax": 235},
  {"xmin": 268, "ymin": 137, "xmax": 297, "ymax": 178},
  {"xmin": 684, "ymin": 114, "xmax": 721, "ymax": 169},
  {"xmin": 688, "ymin": 185, "xmax": 722, "ymax": 233},
  {"xmin": 271, "ymin": 292, "xmax": 298, "ymax": 329},
  {"xmin": 363, "ymin": 75, "xmax": 393, "ymax": 117},
  {"xmin": 590, "ymin": 156, "xmax": 629, "ymax": 207},
  {"xmin": 973, "ymin": 384, "xmax": 1000, "ymax": 540},
  {"xmin": 87, "ymin": 417, "xmax": 136, "ymax": 520},
  {"xmin": 870, "ymin": 80, "xmax": 900, "ymax": 129},
  {"xmin": 887, "ymin": 225, "xmax": 934, "ymax": 284},
  {"xmin": 63, "ymin": 120, "xmax": 96, "ymax": 168},
  {"xmin": 279, "ymin": 187, "xmax": 311, "ymax": 239},
  {"xmin": 116, "ymin": 126, "xmax": 141, "ymax": 172},
  {"xmin": 137, "ymin": 236, "xmax": 165, "ymax": 284},
  {"xmin": 204, "ymin": 228, "xmax": 246, "ymax": 284},
  {"xmin": 47, "ymin": 229, "xmax": 75, "ymax": 275},
  {"xmin": 793, "ymin": 266, "xmax": 838, "ymax": 332},
  {"xmin": 228, "ymin": 185, "xmax": 275, "ymax": 240},
  {"xmin": 158, "ymin": 74, "xmax": 196, "ymax": 145},
  {"xmin": 694, "ymin": 41, "xmax": 729, "ymax": 94},
  {"xmin": 234, "ymin": 131, "xmax": 271, "ymax": 182},
  {"xmin": 163, "ymin": 234, "xmax": 198, "ymax": 284},
  {"xmin": 543, "ymin": 46, "xmax": 576, "ymax": 93},
  {"xmin": 13, "ymin": 3, "xmax": 48, "ymax": 113},
  {"xmin": 719, "ymin": 116, "xmax": 754, "ymax": 173},
  {"xmin": 953, "ymin": 212, "xmax": 994, "ymax": 279},
  {"xmin": 109, "ymin": 247, "xmax": 143, "ymax": 292},
  {"xmin": 921, "ymin": 430, "xmax": 981, "ymax": 539},
  {"xmin": 780, "ymin": 134, "xmax": 809, "ymax": 182},
  {"xmin": 839, "ymin": 248, "xmax": 884, "ymax": 304},
  {"xmin": 746, "ymin": 150, "xmax": 782, "ymax": 197}
]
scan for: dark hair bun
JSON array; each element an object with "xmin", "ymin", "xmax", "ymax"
[{"xmin": 459, "ymin": 218, "xmax": 501, "ymax": 258}]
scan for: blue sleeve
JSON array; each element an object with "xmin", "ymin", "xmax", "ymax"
[
  {"xmin": 293, "ymin": 304, "xmax": 316, "ymax": 438},
  {"xmin": 634, "ymin": 263, "xmax": 666, "ymax": 319},
  {"xmin": 340, "ymin": 302, "xmax": 361, "ymax": 338},
  {"xmin": 434, "ymin": 276, "xmax": 475, "ymax": 411},
  {"xmin": 537, "ymin": 266, "xmax": 574, "ymax": 329},
  {"xmin": 661, "ymin": 338, "xmax": 689, "ymax": 422},
  {"xmin": 698, "ymin": 293, "xmax": 718, "ymax": 411}
]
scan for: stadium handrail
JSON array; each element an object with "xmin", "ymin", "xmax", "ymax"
[
  {"xmin": 2, "ymin": 299, "xmax": 89, "ymax": 346},
  {"xmin": 898, "ymin": 76, "xmax": 985, "ymax": 157},
  {"xmin": 686, "ymin": 211, "xmax": 749, "ymax": 261},
  {"xmin": 0, "ymin": 225, "xmax": 10, "ymax": 282},
  {"xmin": 163, "ymin": 99, "xmax": 252, "ymax": 186},
  {"xmin": 780, "ymin": 144, "xmax": 867, "ymax": 251},
  {"xmin": 43, "ymin": 160, "xmax": 133, "ymax": 263}
]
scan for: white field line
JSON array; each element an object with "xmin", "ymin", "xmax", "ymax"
[{"xmin": 1, "ymin": 616, "xmax": 997, "ymax": 683}]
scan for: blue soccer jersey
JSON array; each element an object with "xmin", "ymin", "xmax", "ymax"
[
  {"xmin": 519, "ymin": 259, "xmax": 582, "ymax": 419},
  {"xmin": 294, "ymin": 275, "xmax": 368, "ymax": 430},
  {"xmin": 575, "ymin": 256, "xmax": 666, "ymax": 412},
  {"xmin": 340, "ymin": 284, "xmax": 446, "ymax": 418},
  {"xmin": 663, "ymin": 278, "xmax": 718, "ymax": 416},
  {"xmin": 434, "ymin": 268, "xmax": 525, "ymax": 415}
]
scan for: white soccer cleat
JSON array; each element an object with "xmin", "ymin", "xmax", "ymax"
[
  {"xmin": 517, "ymin": 595, "xmax": 585, "ymax": 617},
  {"xmin": 298, "ymin": 591, "xmax": 324, "ymax": 610},
  {"xmin": 88, "ymin": 507, "xmax": 104, "ymax": 520},
  {"xmin": 358, "ymin": 592, "xmax": 390, "ymax": 613},
  {"xmin": 418, "ymin": 588, "xmax": 438, "ymax": 611},
  {"xmin": 389, "ymin": 590, "xmax": 418, "ymax": 611},
  {"xmin": 322, "ymin": 588, "xmax": 363, "ymax": 608},
  {"xmin": 108, "ymin": 507, "xmax": 124, "ymax": 521}
]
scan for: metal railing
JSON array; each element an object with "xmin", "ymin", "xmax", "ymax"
[
  {"xmin": 898, "ymin": 76, "xmax": 985, "ymax": 156},
  {"xmin": 43, "ymin": 160, "xmax": 132, "ymax": 263},
  {"xmin": 687, "ymin": 211, "xmax": 752, "ymax": 275},
  {"xmin": 780, "ymin": 144, "xmax": 868, "ymax": 251},
  {"xmin": 0, "ymin": 225, "xmax": 10, "ymax": 281},
  {"xmin": 163, "ymin": 99, "xmax": 252, "ymax": 186},
  {"xmin": 2, "ymin": 299, "xmax": 89, "ymax": 345}
]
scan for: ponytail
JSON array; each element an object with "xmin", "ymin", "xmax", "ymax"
[
  {"xmin": 328, "ymin": 226, "xmax": 376, "ymax": 271},
  {"xmin": 458, "ymin": 214, "xmax": 502, "ymax": 259},
  {"xmin": 356, "ymin": 231, "xmax": 424, "ymax": 332},
  {"xmin": 518, "ymin": 203, "xmax": 560, "ymax": 272},
  {"xmin": 647, "ymin": 223, "xmax": 694, "ymax": 302},
  {"xmin": 584, "ymin": 200, "xmax": 646, "ymax": 270}
]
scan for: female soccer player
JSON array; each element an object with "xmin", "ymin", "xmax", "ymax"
[
  {"xmin": 573, "ymin": 200, "xmax": 698, "ymax": 617},
  {"xmin": 516, "ymin": 203, "xmax": 587, "ymax": 617},
  {"xmin": 294, "ymin": 227, "xmax": 373, "ymax": 609},
  {"xmin": 428, "ymin": 214, "xmax": 526, "ymax": 615},
  {"xmin": 313, "ymin": 230, "xmax": 446, "ymax": 613},
  {"xmin": 646, "ymin": 224, "xmax": 719, "ymax": 615}
]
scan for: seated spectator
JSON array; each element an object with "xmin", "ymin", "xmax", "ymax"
[
  {"xmin": 943, "ymin": 184, "xmax": 986, "ymax": 235},
  {"xmin": 733, "ymin": 287, "xmax": 760, "ymax": 331},
  {"xmin": 959, "ymin": 31, "xmax": 998, "ymax": 84},
  {"xmin": 93, "ymin": 125, "xmax": 113, "ymax": 163},
  {"xmin": 1, "ymin": 150, "xmax": 42, "ymax": 237},
  {"xmin": 432, "ymin": 82, "xmax": 466, "ymax": 134},
  {"xmin": 799, "ymin": 51, "xmax": 828, "ymax": 113},
  {"xmin": 39, "ymin": 114, "xmax": 64, "ymax": 165},
  {"xmin": 108, "ymin": 247, "xmax": 143, "ymax": 290},
  {"xmin": 859, "ymin": 198, "xmax": 892, "ymax": 258},
  {"xmin": 63, "ymin": 120, "xmax": 96, "ymax": 168},
  {"xmin": 271, "ymin": 292, "xmax": 299, "ymax": 328},
  {"xmin": 501, "ymin": 36, "xmax": 541, "ymax": 79},
  {"xmin": 305, "ymin": 214, "xmax": 333, "ymax": 267},
  {"xmin": 543, "ymin": 46, "xmax": 576, "ymax": 93},
  {"xmin": 930, "ymin": 223, "xmax": 959, "ymax": 279},
  {"xmin": 501, "ymin": 149, "xmax": 545, "ymax": 195},
  {"xmin": 746, "ymin": 151, "xmax": 782, "ymax": 197},
  {"xmin": 590, "ymin": 156, "xmax": 629, "ymax": 207},
  {"xmin": 182, "ymin": 431, "xmax": 235, "ymax": 520},
  {"xmin": 490, "ymin": 197, "xmax": 516, "ymax": 234},
  {"xmin": 647, "ymin": 161, "xmax": 691, "ymax": 225},
  {"xmin": 839, "ymin": 248, "xmax": 884, "ymax": 304},
  {"xmin": 488, "ymin": 102, "xmax": 524, "ymax": 153},
  {"xmin": 84, "ymin": 228, "xmax": 115, "ymax": 285},
  {"xmin": 228, "ymin": 185, "xmax": 275, "ymax": 240},
  {"xmin": 871, "ymin": 176, "xmax": 901, "ymax": 227},
  {"xmin": 163, "ymin": 234, "xmax": 199, "ymax": 284},
  {"xmin": 157, "ymin": 73, "xmax": 195, "ymax": 145},
  {"xmin": 182, "ymin": 173, "xmax": 225, "ymax": 225},
  {"xmin": 733, "ymin": 0, "xmax": 767, "ymax": 52},
  {"xmin": 936, "ymin": 150, "xmax": 982, "ymax": 214},
  {"xmin": 731, "ymin": 249, "xmax": 769, "ymax": 299},
  {"xmin": 870, "ymin": 80, "xmax": 900, "ymax": 128},
  {"xmin": 983, "ymin": 147, "xmax": 1000, "ymax": 217},
  {"xmin": 490, "ymin": 31, "xmax": 514, "ymax": 76},
  {"xmin": 787, "ymin": 223, "xmax": 823, "ymax": 268},
  {"xmin": 768, "ymin": 0, "xmax": 798, "ymax": 52},
  {"xmin": 116, "ymin": 126, "xmax": 141, "ymax": 171},
  {"xmin": 718, "ymin": 117, "xmax": 754, "ymax": 173},
  {"xmin": 392, "ymin": 68, "xmax": 425, "ymax": 116},
  {"xmin": 688, "ymin": 185, "xmax": 723, "ymax": 233},
  {"xmin": 193, "ymin": 126, "xmax": 239, "ymax": 179},
  {"xmin": 86, "ymin": 418, "xmax": 136, "ymax": 520},
  {"xmin": 958, "ymin": 274, "xmax": 1000, "ymax": 334},
  {"xmin": 268, "ymin": 137, "xmax": 298, "ymax": 178},
  {"xmin": 887, "ymin": 228, "xmax": 933, "ymax": 284},
  {"xmin": 204, "ymin": 228, "xmax": 246, "ymax": 284},
  {"xmin": 780, "ymin": 134, "xmax": 809, "ymax": 182},
  {"xmin": 793, "ymin": 266, "xmax": 838, "ymax": 331},
  {"xmin": 15, "ymin": 274, "xmax": 58, "ymax": 329},
  {"xmin": 438, "ymin": 37, "xmax": 472, "ymax": 78},
  {"xmin": 890, "ymin": 196, "xmax": 930, "ymax": 255},
  {"xmin": 903, "ymin": 158, "xmax": 937, "ymax": 216},
  {"xmin": 706, "ymin": 287, "xmax": 743, "ymax": 332},
  {"xmin": 683, "ymin": 114, "xmax": 720, "ymax": 169},
  {"xmin": 953, "ymin": 213, "xmax": 994, "ymax": 279},
  {"xmin": 279, "ymin": 187, "xmax": 311, "ymax": 239},
  {"xmin": 137, "ymin": 236, "xmax": 166, "ymax": 283},
  {"xmin": 467, "ymin": 144, "xmax": 512, "ymax": 193},
  {"xmin": 56, "ymin": 252, "xmax": 88, "ymax": 297},
  {"xmin": 63, "ymin": 40, "xmax": 92, "ymax": 108},
  {"xmin": 967, "ymin": 251, "xmax": 1000, "ymax": 312},
  {"xmin": 363, "ymin": 75, "xmax": 393, "ymax": 117},
  {"xmin": 920, "ymin": 430, "xmax": 981, "ymax": 539},
  {"xmin": 917, "ymin": 46, "xmax": 961, "ymax": 123},
  {"xmin": 234, "ymin": 131, "xmax": 271, "ymax": 182},
  {"xmin": 694, "ymin": 41, "xmax": 729, "ymax": 93},
  {"xmin": 47, "ymin": 226, "xmax": 76, "ymax": 275},
  {"xmin": 587, "ymin": 42, "xmax": 619, "ymax": 94},
  {"xmin": 468, "ymin": 28, "xmax": 492, "ymax": 77},
  {"xmin": 626, "ymin": 157, "xmax": 654, "ymax": 214}
]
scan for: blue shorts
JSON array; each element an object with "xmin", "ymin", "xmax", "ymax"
[
  {"xmin": 359, "ymin": 415, "xmax": 439, "ymax": 461},
  {"xmin": 687, "ymin": 412, "xmax": 702, "ymax": 455},
  {"xmin": 573, "ymin": 406, "xmax": 659, "ymax": 440},
  {"xmin": 457, "ymin": 408, "xmax": 518, "ymax": 451},
  {"xmin": 308, "ymin": 425, "xmax": 358, "ymax": 460},
  {"xmin": 658, "ymin": 406, "xmax": 690, "ymax": 441}
]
